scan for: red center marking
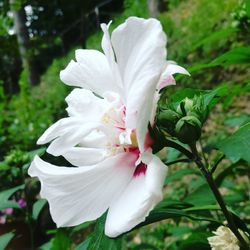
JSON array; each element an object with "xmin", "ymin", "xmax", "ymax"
[{"xmin": 133, "ymin": 162, "xmax": 147, "ymax": 177}]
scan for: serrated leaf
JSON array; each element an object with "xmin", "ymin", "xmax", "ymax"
[
  {"xmin": 32, "ymin": 199, "xmax": 47, "ymax": 220},
  {"xmin": 217, "ymin": 122, "xmax": 250, "ymax": 163},
  {"xmin": 0, "ymin": 232, "xmax": 15, "ymax": 250}
]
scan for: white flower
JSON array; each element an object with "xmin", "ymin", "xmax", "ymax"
[
  {"xmin": 28, "ymin": 17, "xmax": 189, "ymax": 237},
  {"xmin": 208, "ymin": 226, "xmax": 240, "ymax": 250}
]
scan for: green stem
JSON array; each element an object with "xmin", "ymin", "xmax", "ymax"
[
  {"xmin": 165, "ymin": 158, "xmax": 192, "ymax": 166},
  {"xmin": 164, "ymin": 139, "xmax": 194, "ymax": 159},
  {"xmin": 210, "ymin": 154, "xmax": 225, "ymax": 174},
  {"xmin": 189, "ymin": 143, "xmax": 248, "ymax": 250},
  {"xmin": 162, "ymin": 139, "xmax": 248, "ymax": 249},
  {"xmin": 199, "ymin": 139, "xmax": 209, "ymax": 167}
]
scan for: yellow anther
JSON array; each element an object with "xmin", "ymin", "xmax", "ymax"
[{"xmin": 130, "ymin": 131, "xmax": 138, "ymax": 147}]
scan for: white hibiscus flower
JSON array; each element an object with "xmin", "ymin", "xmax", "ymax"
[
  {"xmin": 29, "ymin": 17, "xmax": 189, "ymax": 237},
  {"xmin": 208, "ymin": 226, "xmax": 241, "ymax": 250}
]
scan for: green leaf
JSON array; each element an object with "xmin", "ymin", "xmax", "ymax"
[
  {"xmin": 224, "ymin": 114, "xmax": 250, "ymax": 127},
  {"xmin": 72, "ymin": 221, "xmax": 94, "ymax": 233},
  {"xmin": 246, "ymin": 0, "xmax": 250, "ymax": 18},
  {"xmin": 50, "ymin": 229, "xmax": 71, "ymax": 250},
  {"xmin": 85, "ymin": 215, "xmax": 122, "ymax": 250},
  {"xmin": 184, "ymin": 183, "xmax": 216, "ymax": 206},
  {"xmin": 167, "ymin": 86, "xmax": 228, "ymax": 113},
  {"xmin": 32, "ymin": 199, "xmax": 47, "ymax": 220},
  {"xmin": 202, "ymin": 85, "xmax": 228, "ymax": 110},
  {"xmin": 212, "ymin": 47, "xmax": 250, "ymax": 65},
  {"xmin": 75, "ymin": 238, "xmax": 92, "ymax": 250},
  {"xmin": 38, "ymin": 240, "xmax": 53, "ymax": 250},
  {"xmin": 169, "ymin": 88, "xmax": 202, "ymax": 105},
  {"xmin": 0, "ymin": 161, "xmax": 10, "ymax": 172},
  {"xmin": 217, "ymin": 122, "xmax": 250, "ymax": 163},
  {"xmin": 166, "ymin": 147, "xmax": 181, "ymax": 161},
  {"xmin": 165, "ymin": 168, "xmax": 199, "ymax": 185},
  {"xmin": 184, "ymin": 205, "xmax": 219, "ymax": 212},
  {"xmin": 0, "ymin": 185, "xmax": 24, "ymax": 201},
  {"xmin": 132, "ymin": 243, "xmax": 158, "ymax": 250},
  {"xmin": 137, "ymin": 208, "xmax": 219, "ymax": 229},
  {"xmin": 178, "ymin": 232, "xmax": 211, "ymax": 250},
  {"xmin": 192, "ymin": 28, "xmax": 237, "ymax": 50},
  {"xmin": 0, "ymin": 201, "xmax": 20, "ymax": 210},
  {"xmin": 0, "ymin": 185, "xmax": 25, "ymax": 210},
  {"xmin": 135, "ymin": 199, "xmax": 220, "ymax": 231},
  {"xmin": 0, "ymin": 232, "xmax": 15, "ymax": 250}
]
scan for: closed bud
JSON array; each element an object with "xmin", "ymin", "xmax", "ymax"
[
  {"xmin": 158, "ymin": 109, "xmax": 181, "ymax": 136},
  {"xmin": 177, "ymin": 97, "xmax": 194, "ymax": 115},
  {"xmin": 175, "ymin": 115, "xmax": 202, "ymax": 144}
]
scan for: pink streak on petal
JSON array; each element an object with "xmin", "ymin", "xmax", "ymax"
[
  {"xmin": 158, "ymin": 75, "xmax": 176, "ymax": 90},
  {"xmin": 133, "ymin": 162, "xmax": 147, "ymax": 177},
  {"xmin": 128, "ymin": 147, "xmax": 140, "ymax": 157},
  {"xmin": 144, "ymin": 131, "xmax": 154, "ymax": 151}
]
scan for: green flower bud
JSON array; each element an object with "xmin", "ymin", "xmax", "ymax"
[
  {"xmin": 158, "ymin": 109, "xmax": 181, "ymax": 136},
  {"xmin": 175, "ymin": 115, "xmax": 202, "ymax": 144},
  {"xmin": 177, "ymin": 97, "xmax": 194, "ymax": 115}
]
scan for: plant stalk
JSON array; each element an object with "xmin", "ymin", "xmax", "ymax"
[
  {"xmin": 189, "ymin": 143, "xmax": 249, "ymax": 249},
  {"xmin": 163, "ymin": 139, "xmax": 248, "ymax": 248}
]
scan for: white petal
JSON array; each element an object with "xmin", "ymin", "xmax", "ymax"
[
  {"xmin": 37, "ymin": 117, "xmax": 82, "ymax": 145},
  {"xmin": 60, "ymin": 49, "xmax": 119, "ymax": 95},
  {"xmin": 65, "ymin": 88, "xmax": 107, "ymax": 119},
  {"xmin": 37, "ymin": 117, "xmax": 105, "ymax": 156},
  {"xmin": 163, "ymin": 63, "xmax": 190, "ymax": 76},
  {"xmin": 28, "ymin": 153, "xmax": 137, "ymax": 227},
  {"xmin": 63, "ymin": 147, "xmax": 106, "ymax": 166},
  {"xmin": 100, "ymin": 23, "xmax": 123, "ymax": 94},
  {"xmin": 79, "ymin": 131, "xmax": 108, "ymax": 149},
  {"xmin": 47, "ymin": 122, "xmax": 106, "ymax": 156},
  {"xmin": 101, "ymin": 22, "xmax": 115, "ymax": 67},
  {"xmin": 105, "ymin": 154, "xmax": 167, "ymax": 237},
  {"xmin": 158, "ymin": 63, "xmax": 190, "ymax": 90},
  {"xmin": 111, "ymin": 17, "xmax": 167, "ymax": 151}
]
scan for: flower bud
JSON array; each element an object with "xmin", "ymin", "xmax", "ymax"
[
  {"xmin": 175, "ymin": 115, "xmax": 202, "ymax": 144},
  {"xmin": 157, "ymin": 109, "xmax": 181, "ymax": 136},
  {"xmin": 177, "ymin": 97, "xmax": 194, "ymax": 115}
]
